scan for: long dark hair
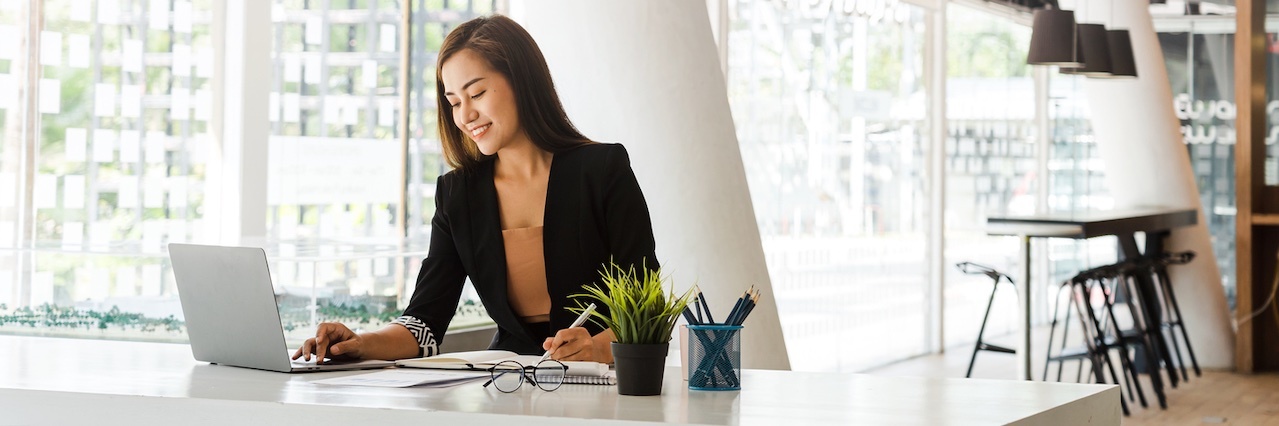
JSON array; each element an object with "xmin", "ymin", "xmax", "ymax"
[{"xmin": 435, "ymin": 15, "xmax": 592, "ymax": 170}]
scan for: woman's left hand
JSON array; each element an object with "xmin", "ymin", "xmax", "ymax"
[{"xmin": 544, "ymin": 328, "xmax": 614, "ymax": 363}]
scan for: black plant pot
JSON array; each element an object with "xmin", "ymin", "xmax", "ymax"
[{"xmin": 611, "ymin": 342, "xmax": 669, "ymax": 396}]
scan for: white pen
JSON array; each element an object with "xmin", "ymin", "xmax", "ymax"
[{"xmin": 541, "ymin": 302, "xmax": 596, "ymax": 362}]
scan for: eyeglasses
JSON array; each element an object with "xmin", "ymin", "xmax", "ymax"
[{"xmin": 484, "ymin": 359, "xmax": 568, "ymax": 392}]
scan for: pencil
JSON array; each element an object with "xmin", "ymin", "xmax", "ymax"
[{"xmin": 697, "ymin": 289, "xmax": 715, "ymax": 324}]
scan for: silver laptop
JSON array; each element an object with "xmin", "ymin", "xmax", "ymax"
[{"xmin": 168, "ymin": 243, "xmax": 394, "ymax": 373}]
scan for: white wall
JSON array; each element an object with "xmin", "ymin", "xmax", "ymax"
[{"xmin": 511, "ymin": 0, "xmax": 791, "ymax": 370}]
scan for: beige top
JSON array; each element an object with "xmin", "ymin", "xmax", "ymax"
[{"xmin": 502, "ymin": 226, "xmax": 551, "ymax": 323}]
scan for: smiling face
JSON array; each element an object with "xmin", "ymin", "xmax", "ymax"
[{"xmin": 440, "ymin": 49, "xmax": 525, "ymax": 156}]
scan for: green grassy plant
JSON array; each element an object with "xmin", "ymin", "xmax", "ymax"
[{"xmin": 570, "ymin": 260, "xmax": 692, "ymax": 345}]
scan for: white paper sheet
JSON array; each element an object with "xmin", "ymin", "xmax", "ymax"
[
  {"xmin": 149, "ymin": 0, "xmax": 170, "ymax": 30},
  {"xmin": 284, "ymin": 56, "xmax": 301, "ymax": 83},
  {"xmin": 342, "ymin": 103, "xmax": 358, "ymax": 126},
  {"xmin": 380, "ymin": 24, "xmax": 396, "ymax": 52},
  {"xmin": 39, "ymin": 79, "xmax": 60, "ymax": 114},
  {"xmin": 62, "ymin": 222, "xmax": 84, "ymax": 247},
  {"xmin": 89, "ymin": 222, "xmax": 112, "ymax": 251},
  {"xmin": 172, "ymin": 44, "xmax": 191, "ymax": 77},
  {"xmin": 40, "ymin": 31, "xmax": 62, "ymax": 66},
  {"xmin": 68, "ymin": 34, "xmax": 90, "ymax": 68},
  {"xmin": 144, "ymin": 176, "xmax": 164, "ymax": 208},
  {"xmin": 271, "ymin": 4, "xmax": 285, "ymax": 22},
  {"xmin": 121, "ymin": 85, "xmax": 142, "ymax": 118},
  {"xmin": 283, "ymin": 93, "xmax": 300, "ymax": 123},
  {"xmin": 118, "ymin": 179, "xmax": 139, "ymax": 208},
  {"xmin": 171, "ymin": 86, "xmax": 190, "ymax": 120},
  {"xmin": 93, "ymin": 129, "xmax": 117, "ymax": 163},
  {"xmin": 312, "ymin": 370, "xmax": 488, "ymax": 388},
  {"xmin": 145, "ymin": 131, "xmax": 167, "ymax": 163},
  {"xmin": 65, "ymin": 128, "xmax": 87, "ymax": 162},
  {"xmin": 95, "ymin": 83, "xmax": 117, "ymax": 117},
  {"xmin": 98, "ymin": 0, "xmax": 120, "ymax": 25},
  {"xmin": 34, "ymin": 174, "xmax": 57, "ymax": 209},
  {"xmin": 123, "ymin": 39, "xmax": 143, "ymax": 73},
  {"xmin": 362, "ymin": 60, "xmax": 378, "ymax": 89},
  {"xmin": 119, "ymin": 130, "xmax": 141, "ymax": 163},
  {"xmin": 70, "ymin": 2, "xmax": 91, "ymax": 22},
  {"xmin": 306, "ymin": 16, "xmax": 323, "ymax": 45},
  {"xmin": 174, "ymin": 1, "xmax": 192, "ymax": 33},
  {"xmin": 0, "ymin": 26, "xmax": 16, "ymax": 61},
  {"xmin": 63, "ymin": 175, "xmax": 85, "ymax": 209},
  {"xmin": 378, "ymin": 100, "xmax": 394, "ymax": 127},
  {"xmin": 304, "ymin": 55, "xmax": 321, "ymax": 84},
  {"xmin": 169, "ymin": 177, "xmax": 187, "ymax": 208}
]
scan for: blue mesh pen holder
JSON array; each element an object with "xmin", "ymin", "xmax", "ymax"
[{"xmin": 687, "ymin": 324, "xmax": 743, "ymax": 391}]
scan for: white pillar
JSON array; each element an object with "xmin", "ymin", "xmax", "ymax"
[
  {"xmin": 512, "ymin": 0, "xmax": 791, "ymax": 370},
  {"xmin": 208, "ymin": 0, "xmax": 270, "ymax": 244},
  {"xmin": 1076, "ymin": 0, "xmax": 1235, "ymax": 368}
]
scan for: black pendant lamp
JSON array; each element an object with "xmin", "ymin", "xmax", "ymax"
[
  {"xmin": 1071, "ymin": 23, "xmax": 1113, "ymax": 76},
  {"xmin": 1059, "ymin": 26, "xmax": 1087, "ymax": 75},
  {"xmin": 1103, "ymin": 29, "xmax": 1138, "ymax": 78},
  {"xmin": 1027, "ymin": 8, "xmax": 1083, "ymax": 67}
]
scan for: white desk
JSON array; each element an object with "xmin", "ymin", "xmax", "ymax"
[{"xmin": 0, "ymin": 336, "xmax": 1120, "ymax": 425}]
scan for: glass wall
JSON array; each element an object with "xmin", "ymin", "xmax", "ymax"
[
  {"xmin": 940, "ymin": 3, "xmax": 1036, "ymax": 350},
  {"xmin": 725, "ymin": 0, "xmax": 930, "ymax": 372},
  {"xmin": 1150, "ymin": 14, "xmax": 1279, "ymax": 308},
  {"xmin": 1, "ymin": 0, "xmax": 499, "ymax": 345},
  {"xmin": 1, "ymin": 0, "xmax": 215, "ymax": 342}
]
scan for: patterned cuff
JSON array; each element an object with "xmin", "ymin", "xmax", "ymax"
[{"xmin": 391, "ymin": 315, "xmax": 439, "ymax": 357}]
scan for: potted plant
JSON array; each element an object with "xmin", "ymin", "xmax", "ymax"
[{"xmin": 571, "ymin": 260, "xmax": 692, "ymax": 396}]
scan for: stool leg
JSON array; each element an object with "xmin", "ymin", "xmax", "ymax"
[
  {"xmin": 1159, "ymin": 266, "xmax": 1201, "ymax": 377},
  {"xmin": 1057, "ymin": 306, "xmax": 1073, "ymax": 382},
  {"xmin": 1100, "ymin": 279, "xmax": 1148, "ymax": 408},
  {"xmin": 1044, "ymin": 284, "xmax": 1066, "ymax": 381},
  {"xmin": 1121, "ymin": 274, "xmax": 1168, "ymax": 409},
  {"xmin": 967, "ymin": 278, "xmax": 1001, "ymax": 379},
  {"xmin": 1073, "ymin": 281, "xmax": 1129, "ymax": 416}
]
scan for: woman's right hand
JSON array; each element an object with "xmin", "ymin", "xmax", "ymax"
[{"xmin": 292, "ymin": 322, "xmax": 363, "ymax": 363}]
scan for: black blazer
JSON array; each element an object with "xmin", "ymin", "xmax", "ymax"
[{"xmin": 401, "ymin": 143, "xmax": 660, "ymax": 355}]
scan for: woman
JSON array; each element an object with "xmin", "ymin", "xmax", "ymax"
[{"xmin": 292, "ymin": 15, "xmax": 657, "ymax": 365}]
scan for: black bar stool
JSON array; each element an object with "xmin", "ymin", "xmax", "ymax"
[
  {"xmin": 1067, "ymin": 268, "xmax": 1143, "ymax": 416},
  {"xmin": 955, "ymin": 262, "xmax": 1016, "ymax": 378},
  {"xmin": 1154, "ymin": 251, "xmax": 1202, "ymax": 380},
  {"xmin": 1112, "ymin": 260, "xmax": 1171, "ymax": 409}
]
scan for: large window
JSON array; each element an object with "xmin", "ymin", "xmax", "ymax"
[
  {"xmin": 1149, "ymin": 11, "xmax": 1279, "ymax": 308},
  {"xmin": 0, "ymin": 0, "xmax": 498, "ymax": 345},
  {"xmin": 2, "ymin": 0, "xmax": 215, "ymax": 342},
  {"xmin": 941, "ymin": 2, "xmax": 1036, "ymax": 349},
  {"xmin": 726, "ymin": 0, "xmax": 930, "ymax": 372}
]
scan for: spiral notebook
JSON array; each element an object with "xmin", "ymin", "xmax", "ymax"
[
  {"xmin": 562, "ymin": 370, "xmax": 616, "ymax": 385},
  {"xmin": 396, "ymin": 350, "xmax": 616, "ymax": 385}
]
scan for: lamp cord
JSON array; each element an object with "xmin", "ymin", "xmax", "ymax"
[{"xmin": 1236, "ymin": 251, "xmax": 1279, "ymax": 329}]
